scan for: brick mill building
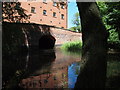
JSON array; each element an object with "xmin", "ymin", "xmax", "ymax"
[{"xmin": 20, "ymin": 1, "xmax": 68, "ymax": 29}]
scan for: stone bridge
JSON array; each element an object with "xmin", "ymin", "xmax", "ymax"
[{"xmin": 3, "ymin": 22, "xmax": 82, "ymax": 50}]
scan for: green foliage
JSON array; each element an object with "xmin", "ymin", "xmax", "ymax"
[
  {"xmin": 61, "ymin": 41, "xmax": 82, "ymax": 52},
  {"xmin": 97, "ymin": 2, "xmax": 120, "ymax": 43},
  {"xmin": 72, "ymin": 12, "xmax": 80, "ymax": 26},
  {"xmin": 69, "ymin": 26, "xmax": 76, "ymax": 32},
  {"xmin": 97, "ymin": 2, "xmax": 108, "ymax": 16},
  {"xmin": 97, "ymin": 2, "xmax": 109, "ymax": 28},
  {"xmin": 71, "ymin": 12, "xmax": 81, "ymax": 32},
  {"xmin": 108, "ymin": 29, "xmax": 120, "ymax": 43},
  {"xmin": 105, "ymin": 2, "xmax": 120, "ymax": 32},
  {"xmin": 69, "ymin": 26, "xmax": 81, "ymax": 32}
]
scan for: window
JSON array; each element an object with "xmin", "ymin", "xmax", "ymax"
[
  {"xmin": 43, "ymin": 10, "xmax": 47, "ymax": 15},
  {"xmin": 16, "ymin": 20, "xmax": 20, "ymax": 23},
  {"xmin": 53, "ymin": 2, "xmax": 57, "ymax": 6},
  {"xmin": 61, "ymin": 14, "xmax": 64, "ymax": 19},
  {"xmin": 43, "ymin": 0, "xmax": 47, "ymax": 3},
  {"xmin": 61, "ymin": 4, "xmax": 64, "ymax": 9},
  {"xmin": 31, "ymin": 7, "xmax": 35, "ymax": 13},
  {"xmin": 53, "ymin": 12, "xmax": 56, "ymax": 17}
]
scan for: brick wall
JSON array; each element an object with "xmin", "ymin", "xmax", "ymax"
[
  {"xmin": 20, "ymin": 2, "xmax": 67, "ymax": 29},
  {"xmin": 51, "ymin": 28, "xmax": 82, "ymax": 45}
]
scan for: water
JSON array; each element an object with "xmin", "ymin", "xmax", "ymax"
[
  {"xmin": 68, "ymin": 63, "xmax": 80, "ymax": 88},
  {"xmin": 2, "ymin": 47, "xmax": 81, "ymax": 89}
]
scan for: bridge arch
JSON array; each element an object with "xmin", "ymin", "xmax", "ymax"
[{"xmin": 39, "ymin": 34, "xmax": 56, "ymax": 49}]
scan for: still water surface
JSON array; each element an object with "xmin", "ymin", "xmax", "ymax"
[{"xmin": 3, "ymin": 47, "xmax": 81, "ymax": 89}]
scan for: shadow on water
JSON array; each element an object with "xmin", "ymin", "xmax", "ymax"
[
  {"xmin": 106, "ymin": 53, "xmax": 120, "ymax": 89},
  {"xmin": 2, "ymin": 47, "xmax": 81, "ymax": 89},
  {"xmin": 2, "ymin": 49, "xmax": 56, "ymax": 89},
  {"xmin": 74, "ymin": 52, "xmax": 120, "ymax": 89}
]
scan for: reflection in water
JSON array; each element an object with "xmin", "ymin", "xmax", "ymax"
[
  {"xmin": 68, "ymin": 63, "xmax": 80, "ymax": 88},
  {"xmin": 2, "ymin": 47, "xmax": 120, "ymax": 89},
  {"xmin": 106, "ymin": 53, "xmax": 120, "ymax": 89},
  {"xmin": 2, "ymin": 47, "xmax": 81, "ymax": 89}
]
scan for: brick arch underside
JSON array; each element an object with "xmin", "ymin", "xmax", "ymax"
[{"xmin": 39, "ymin": 35, "xmax": 56, "ymax": 49}]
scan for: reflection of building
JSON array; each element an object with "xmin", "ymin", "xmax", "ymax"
[
  {"xmin": 20, "ymin": 1, "xmax": 67, "ymax": 29},
  {"xmin": 19, "ymin": 67, "xmax": 68, "ymax": 88},
  {"xmin": 19, "ymin": 48, "xmax": 81, "ymax": 88}
]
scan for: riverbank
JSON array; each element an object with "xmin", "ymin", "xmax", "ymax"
[{"xmin": 61, "ymin": 41, "xmax": 82, "ymax": 52}]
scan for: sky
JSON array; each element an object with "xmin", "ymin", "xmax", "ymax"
[{"xmin": 68, "ymin": 1, "xmax": 79, "ymax": 29}]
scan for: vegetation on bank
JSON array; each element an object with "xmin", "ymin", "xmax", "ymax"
[
  {"xmin": 69, "ymin": 12, "xmax": 81, "ymax": 32},
  {"xmin": 97, "ymin": 2, "xmax": 120, "ymax": 44},
  {"xmin": 68, "ymin": 2, "xmax": 120, "ymax": 51},
  {"xmin": 61, "ymin": 41, "xmax": 82, "ymax": 52}
]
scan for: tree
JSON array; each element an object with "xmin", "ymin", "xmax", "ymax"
[
  {"xmin": 74, "ymin": 2, "xmax": 108, "ymax": 88},
  {"xmin": 72, "ymin": 12, "xmax": 80, "ymax": 26},
  {"xmin": 106, "ymin": 2, "xmax": 120, "ymax": 41},
  {"xmin": 98, "ymin": 2, "xmax": 120, "ymax": 43},
  {"xmin": 71, "ymin": 12, "xmax": 81, "ymax": 32},
  {"xmin": 69, "ymin": 26, "xmax": 77, "ymax": 32},
  {"xmin": 69, "ymin": 26, "xmax": 81, "ymax": 32},
  {"xmin": 2, "ymin": 2, "xmax": 31, "ymax": 23}
]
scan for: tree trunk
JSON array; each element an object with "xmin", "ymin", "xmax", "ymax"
[{"xmin": 74, "ymin": 2, "xmax": 108, "ymax": 88}]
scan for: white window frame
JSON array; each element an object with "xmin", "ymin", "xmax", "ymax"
[
  {"xmin": 61, "ymin": 4, "xmax": 64, "ymax": 9},
  {"xmin": 43, "ymin": 0, "xmax": 47, "ymax": 3},
  {"xmin": 53, "ymin": 2, "xmax": 57, "ymax": 6}
]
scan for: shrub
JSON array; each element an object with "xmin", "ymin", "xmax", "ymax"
[
  {"xmin": 61, "ymin": 41, "xmax": 82, "ymax": 52},
  {"xmin": 108, "ymin": 29, "xmax": 120, "ymax": 43}
]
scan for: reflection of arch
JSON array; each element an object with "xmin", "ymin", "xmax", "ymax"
[{"xmin": 39, "ymin": 35, "xmax": 56, "ymax": 49}]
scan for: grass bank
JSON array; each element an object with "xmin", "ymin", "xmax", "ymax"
[{"xmin": 61, "ymin": 41, "xmax": 82, "ymax": 52}]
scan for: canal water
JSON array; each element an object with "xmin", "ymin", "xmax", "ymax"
[{"xmin": 2, "ymin": 46, "xmax": 81, "ymax": 89}]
